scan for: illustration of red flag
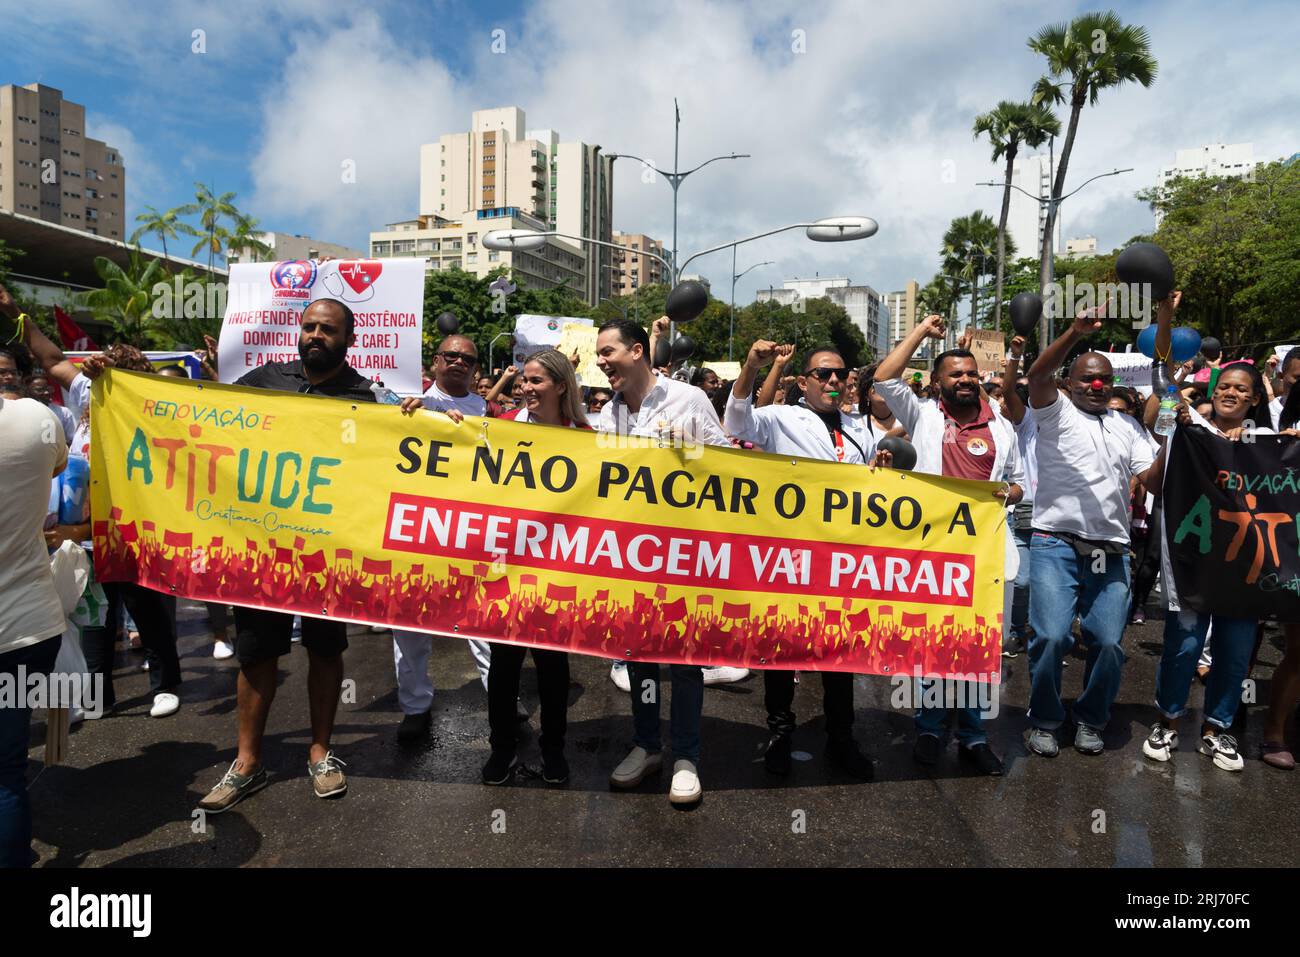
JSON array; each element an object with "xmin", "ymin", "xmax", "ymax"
[
  {"xmin": 408, "ymin": 564, "xmax": 423, "ymax": 577},
  {"xmin": 654, "ymin": 584, "xmax": 668, "ymax": 599},
  {"xmin": 877, "ymin": 605, "xmax": 894, "ymax": 617},
  {"xmin": 847, "ymin": 607, "xmax": 872, "ymax": 630},
  {"xmin": 826, "ymin": 609, "xmax": 842, "ymax": 625},
  {"xmin": 519, "ymin": 573, "xmax": 538, "ymax": 587},
  {"xmin": 902, "ymin": 612, "xmax": 927, "ymax": 628},
  {"xmin": 336, "ymin": 548, "xmax": 353, "ymax": 562},
  {"xmin": 142, "ymin": 520, "xmax": 156, "ymax": 532},
  {"xmin": 93, "ymin": 521, "xmax": 108, "ymax": 538},
  {"xmin": 272, "ymin": 547, "xmax": 293, "ymax": 565},
  {"xmin": 943, "ymin": 614, "xmax": 955, "ymax": 626},
  {"xmin": 300, "ymin": 550, "xmax": 327, "ymax": 574},
  {"xmin": 798, "ymin": 604, "xmax": 809, "ymax": 616},
  {"xmin": 362, "ymin": 557, "xmax": 391, "ymax": 576},
  {"xmin": 109, "ymin": 506, "xmax": 123, "ymax": 520},
  {"xmin": 163, "ymin": 530, "xmax": 191, "ymax": 549},
  {"xmin": 547, "ymin": 583, "xmax": 577, "ymax": 601},
  {"xmin": 766, "ymin": 604, "xmax": 778, "ymax": 617},
  {"xmin": 662, "ymin": 597, "xmax": 688, "ymax": 621},
  {"xmin": 55, "ymin": 306, "xmax": 98, "ymax": 351},
  {"xmin": 483, "ymin": 578, "xmax": 510, "ymax": 601},
  {"xmin": 975, "ymin": 615, "xmax": 986, "ymax": 627},
  {"xmin": 696, "ymin": 594, "xmax": 714, "ymax": 606},
  {"xmin": 293, "ymin": 535, "xmax": 306, "ymax": 551},
  {"xmin": 473, "ymin": 563, "xmax": 489, "ymax": 577},
  {"xmin": 209, "ymin": 536, "xmax": 223, "ymax": 550},
  {"xmin": 721, "ymin": 601, "xmax": 750, "ymax": 618},
  {"xmin": 245, "ymin": 538, "xmax": 259, "ymax": 551},
  {"xmin": 841, "ymin": 597, "xmax": 853, "ymax": 610},
  {"xmin": 595, "ymin": 589, "xmax": 609, "ymax": 601},
  {"xmin": 818, "ymin": 601, "xmax": 827, "ymax": 613}
]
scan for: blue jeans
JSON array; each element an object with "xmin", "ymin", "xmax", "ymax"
[
  {"xmin": 1, "ymin": 636, "xmax": 61, "ymax": 869},
  {"xmin": 1027, "ymin": 532, "xmax": 1130, "ymax": 731},
  {"xmin": 629, "ymin": 663, "xmax": 703, "ymax": 764},
  {"xmin": 1010, "ymin": 520, "xmax": 1033, "ymax": 640},
  {"xmin": 1156, "ymin": 610, "xmax": 1256, "ymax": 729},
  {"xmin": 915, "ymin": 680, "xmax": 987, "ymax": 746}
]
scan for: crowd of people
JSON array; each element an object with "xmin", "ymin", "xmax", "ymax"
[{"xmin": 3, "ymin": 276, "xmax": 1300, "ymax": 868}]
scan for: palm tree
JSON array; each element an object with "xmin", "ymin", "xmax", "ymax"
[
  {"xmin": 130, "ymin": 205, "xmax": 189, "ymax": 262},
  {"xmin": 944, "ymin": 213, "xmax": 1005, "ymax": 333},
  {"xmin": 77, "ymin": 247, "xmax": 168, "ymax": 345},
  {"xmin": 228, "ymin": 213, "xmax": 272, "ymax": 264},
  {"xmin": 973, "ymin": 100, "xmax": 1059, "ymax": 329},
  {"xmin": 189, "ymin": 182, "xmax": 240, "ymax": 274},
  {"xmin": 1029, "ymin": 10, "xmax": 1157, "ymax": 333}
]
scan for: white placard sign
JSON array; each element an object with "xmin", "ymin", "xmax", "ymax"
[
  {"xmin": 511, "ymin": 314, "xmax": 593, "ymax": 365},
  {"xmin": 1102, "ymin": 351, "xmax": 1156, "ymax": 396},
  {"xmin": 218, "ymin": 259, "xmax": 426, "ymax": 394}
]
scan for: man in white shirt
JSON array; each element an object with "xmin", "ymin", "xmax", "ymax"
[
  {"xmin": 1268, "ymin": 347, "xmax": 1300, "ymax": 430},
  {"xmin": 596, "ymin": 319, "xmax": 729, "ymax": 806},
  {"xmin": 1024, "ymin": 302, "xmax": 1170, "ymax": 758},
  {"xmin": 0, "ymin": 392, "xmax": 68, "ymax": 867},
  {"xmin": 875, "ymin": 315, "xmax": 1024, "ymax": 776},
  {"xmin": 392, "ymin": 335, "xmax": 494, "ymax": 742},
  {"xmin": 725, "ymin": 338, "xmax": 876, "ymax": 780}
]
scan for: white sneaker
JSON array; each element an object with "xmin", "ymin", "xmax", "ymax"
[
  {"xmin": 669, "ymin": 759, "xmax": 702, "ymax": 805},
  {"xmin": 702, "ymin": 666, "xmax": 749, "ymax": 686},
  {"xmin": 1199, "ymin": 729, "xmax": 1244, "ymax": 772},
  {"xmin": 609, "ymin": 746, "xmax": 662, "ymax": 788},
  {"xmin": 150, "ymin": 692, "xmax": 180, "ymax": 718},
  {"xmin": 609, "ymin": 661, "xmax": 631, "ymax": 693},
  {"xmin": 1142, "ymin": 722, "xmax": 1178, "ymax": 762},
  {"xmin": 213, "ymin": 639, "xmax": 235, "ymax": 660}
]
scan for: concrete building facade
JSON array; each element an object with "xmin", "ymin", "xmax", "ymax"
[
  {"xmin": 227, "ymin": 231, "xmax": 365, "ymax": 265},
  {"xmin": 1155, "ymin": 142, "xmax": 1259, "ymax": 224},
  {"xmin": 0, "ymin": 83, "xmax": 125, "ymax": 241},
  {"xmin": 756, "ymin": 277, "xmax": 887, "ymax": 360},
  {"xmin": 884, "ymin": 280, "xmax": 919, "ymax": 347},
  {"xmin": 611, "ymin": 230, "xmax": 666, "ymax": 296},
  {"xmin": 1005, "ymin": 152, "xmax": 1062, "ymax": 263}
]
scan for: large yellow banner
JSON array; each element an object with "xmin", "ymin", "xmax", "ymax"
[{"xmin": 90, "ymin": 370, "xmax": 1008, "ymax": 679}]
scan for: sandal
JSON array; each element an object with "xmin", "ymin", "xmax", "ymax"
[{"xmin": 1261, "ymin": 741, "xmax": 1295, "ymax": 770}]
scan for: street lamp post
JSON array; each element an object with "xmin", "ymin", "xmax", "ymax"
[
  {"xmin": 607, "ymin": 99, "xmax": 750, "ymax": 281},
  {"xmin": 729, "ymin": 253, "xmax": 774, "ymax": 361},
  {"xmin": 488, "ymin": 331, "xmax": 513, "ymax": 376},
  {"xmin": 977, "ymin": 166, "xmax": 1132, "ymax": 344}
]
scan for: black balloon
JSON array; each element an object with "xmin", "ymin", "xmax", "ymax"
[
  {"xmin": 1115, "ymin": 242, "xmax": 1175, "ymax": 302},
  {"xmin": 877, "ymin": 436, "xmax": 918, "ymax": 472},
  {"xmin": 665, "ymin": 280, "xmax": 708, "ymax": 323},
  {"xmin": 653, "ymin": 336, "xmax": 672, "ymax": 368},
  {"xmin": 670, "ymin": 334, "xmax": 696, "ymax": 364},
  {"xmin": 1009, "ymin": 292, "xmax": 1042, "ymax": 337},
  {"xmin": 435, "ymin": 311, "xmax": 459, "ymax": 335},
  {"xmin": 1200, "ymin": 336, "xmax": 1222, "ymax": 360}
]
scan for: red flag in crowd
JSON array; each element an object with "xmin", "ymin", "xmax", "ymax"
[
  {"xmin": 362, "ymin": 557, "xmax": 392, "ymax": 576},
  {"xmin": 163, "ymin": 530, "xmax": 191, "ymax": 548},
  {"xmin": 483, "ymin": 578, "xmax": 510, "ymax": 601},
  {"xmin": 293, "ymin": 535, "xmax": 306, "ymax": 551},
  {"xmin": 519, "ymin": 573, "xmax": 538, "ymax": 587},
  {"xmin": 55, "ymin": 306, "xmax": 98, "ymax": 351},
  {"xmin": 595, "ymin": 589, "xmax": 609, "ymax": 601},
  {"xmin": 274, "ymin": 547, "xmax": 294, "ymax": 565},
  {"xmin": 547, "ymin": 583, "xmax": 577, "ymax": 602},
  {"xmin": 696, "ymin": 594, "xmax": 714, "ymax": 606},
  {"xmin": 848, "ymin": 606, "xmax": 872, "ymax": 630},
  {"xmin": 662, "ymin": 597, "xmax": 688, "ymax": 621},
  {"xmin": 300, "ymin": 550, "xmax": 327, "ymax": 574},
  {"xmin": 721, "ymin": 601, "xmax": 750, "ymax": 618},
  {"xmin": 902, "ymin": 612, "xmax": 927, "ymax": 628}
]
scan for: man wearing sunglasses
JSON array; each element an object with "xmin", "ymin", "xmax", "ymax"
[
  {"xmin": 874, "ymin": 314, "xmax": 1023, "ymax": 776},
  {"xmin": 725, "ymin": 339, "xmax": 877, "ymax": 780},
  {"xmin": 390, "ymin": 335, "xmax": 494, "ymax": 743}
]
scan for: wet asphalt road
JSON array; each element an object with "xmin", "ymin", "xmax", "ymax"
[{"xmin": 26, "ymin": 598, "xmax": 1300, "ymax": 868}]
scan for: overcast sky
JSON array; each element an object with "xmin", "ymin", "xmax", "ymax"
[{"xmin": 5, "ymin": 0, "xmax": 1296, "ymax": 301}]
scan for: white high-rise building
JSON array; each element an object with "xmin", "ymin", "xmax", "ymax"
[
  {"xmin": 1155, "ymin": 142, "xmax": 1259, "ymax": 224},
  {"xmin": 755, "ymin": 277, "xmax": 886, "ymax": 360},
  {"xmin": 1005, "ymin": 153, "xmax": 1062, "ymax": 262}
]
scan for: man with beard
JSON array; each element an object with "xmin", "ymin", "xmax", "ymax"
[
  {"xmin": 725, "ymin": 339, "xmax": 877, "ymax": 780},
  {"xmin": 875, "ymin": 314, "xmax": 1023, "ymax": 776},
  {"xmin": 391, "ymin": 335, "xmax": 494, "ymax": 742},
  {"xmin": 198, "ymin": 298, "xmax": 374, "ymax": 813}
]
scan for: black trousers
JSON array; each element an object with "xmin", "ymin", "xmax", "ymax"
[
  {"xmin": 1131, "ymin": 500, "xmax": 1163, "ymax": 613},
  {"xmin": 80, "ymin": 583, "xmax": 180, "ymax": 707},
  {"xmin": 487, "ymin": 643, "xmax": 569, "ymax": 755},
  {"xmin": 764, "ymin": 669, "xmax": 855, "ymax": 742}
]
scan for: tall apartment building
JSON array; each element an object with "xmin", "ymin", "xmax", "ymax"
[
  {"xmin": 756, "ymin": 277, "xmax": 887, "ymax": 360},
  {"xmin": 396, "ymin": 106, "xmax": 613, "ymax": 306},
  {"xmin": 1155, "ymin": 142, "xmax": 1259, "ymax": 224},
  {"xmin": 1005, "ymin": 152, "xmax": 1062, "ymax": 264},
  {"xmin": 611, "ymin": 231, "xmax": 666, "ymax": 296},
  {"xmin": 0, "ymin": 84, "xmax": 125, "ymax": 240},
  {"xmin": 884, "ymin": 279, "xmax": 919, "ymax": 347}
]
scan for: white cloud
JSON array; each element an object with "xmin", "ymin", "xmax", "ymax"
[{"xmin": 236, "ymin": 0, "xmax": 1300, "ymax": 306}]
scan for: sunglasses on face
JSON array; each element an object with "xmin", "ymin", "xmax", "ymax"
[
  {"xmin": 804, "ymin": 367, "xmax": 848, "ymax": 382},
  {"xmin": 437, "ymin": 351, "xmax": 477, "ymax": 367}
]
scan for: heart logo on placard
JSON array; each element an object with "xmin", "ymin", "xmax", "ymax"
[{"xmin": 339, "ymin": 260, "xmax": 382, "ymax": 294}]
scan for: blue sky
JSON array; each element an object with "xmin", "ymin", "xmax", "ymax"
[{"xmin": 4, "ymin": 0, "xmax": 1297, "ymax": 301}]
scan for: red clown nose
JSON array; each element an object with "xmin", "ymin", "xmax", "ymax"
[{"xmin": 1090, "ymin": 378, "xmax": 1106, "ymax": 391}]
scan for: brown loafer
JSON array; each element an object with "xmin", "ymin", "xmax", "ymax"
[{"xmin": 1261, "ymin": 742, "xmax": 1295, "ymax": 770}]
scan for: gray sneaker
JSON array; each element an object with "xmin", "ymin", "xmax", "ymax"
[
  {"xmin": 1074, "ymin": 724, "xmax": 1105, "ymax": 755},
  {"xmin": 1027, "ymin": 727, "xmax": 1059, "ymax": 757},
  {"xmin": 308, "ymin": 751, "xmax": 348, "ymax": 799},
  {"xmin": 197, "ymin": 761, "xmax": 269, "ymax": 814}
]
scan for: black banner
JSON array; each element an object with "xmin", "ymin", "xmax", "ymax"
[{"xmin": 1163, "ymin": 425, "xmax": 1300, "ymax": 621}]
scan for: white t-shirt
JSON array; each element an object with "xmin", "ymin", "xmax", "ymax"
[
  {"xmin": 0, "ymin": 397, "xmax": 69, "ymax": 654},
  {"xmin": 1012, "ymin": 413, "xmax": 1038, "ymax": 504},
  {"xmin": 50, "ymin": 402, "xmax": 76, "ymax": 444},
  {"xmin": 66, "ymin": 372, "xmax": 93, "ymax": 460},
  {"xmin": 420, "ymin": 381, "xmax": 487, "ymax": 417},
  {"xmin": 599, "ymin": 373, "xmax": 729, "ymax": 447},
  {"xmin": 1031, "ymin": 393, "xmax": 1155, "ymax": 545},
  {"xmin": 1270, "ymin": 395, "xmax": 1286, "ymax": 431}
]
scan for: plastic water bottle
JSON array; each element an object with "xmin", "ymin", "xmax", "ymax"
[
  {"xmin": 59, "ymin": 456, "xmax": 90, "ymax": 524},
  {"xmin": 1154, "ymin": 385, "xmax": 1178, "ymax": 437},
  {"xmin": 370, "ymin": 381, "xmax": 401, "ymax": 405}
]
